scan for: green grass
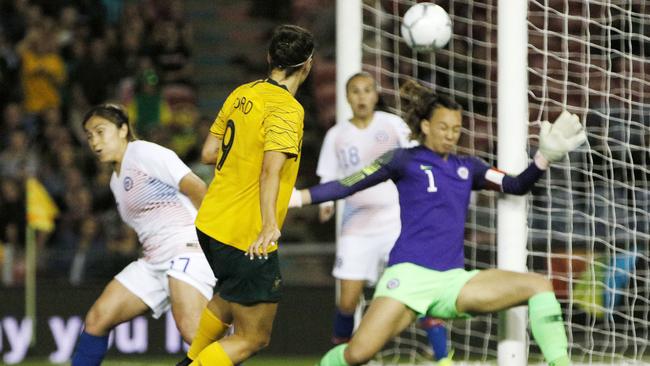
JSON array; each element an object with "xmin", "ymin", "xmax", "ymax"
[{"xmin": 19, "ymin": 356, "xmax": 318, "ymax": 366}]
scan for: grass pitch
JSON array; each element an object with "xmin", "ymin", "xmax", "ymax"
[{"xmin": 19, "ymin": 356, "xmax": 318, "ymax": 366}]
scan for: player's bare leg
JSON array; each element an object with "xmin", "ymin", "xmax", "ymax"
[
  {"xmin": 333, "ymin": 279, "xmax": 365, "ymax": 343},
  {"xmin": 180, "ymin": 294, "xmax": 233, "ymax": 365},
  {"xmin": 455, "ymin": 269, "xmax": 551, "ymax": 312},
  {"xmin": 220, "ymin": 301, "xmax": 277, "ymax": 363},
  {"xmin": 206, "ymin": 294, "xmax": 234, "ymax": 326},
  {"xmin": 456, "ymin": 269, "xmax": 569, "ymax": 366},
  {"xmin": 72, "ymin": 280, "xmax": 149, "ymax": 365},
  {"xmin": 338, "ymin": 279, "xmax": 366, "ymax": 313},
  {"xmin": 83, "ymin": 279, "xmax": 150, "ymax": 335},
  {"xmin": 168, "ymin": 276, "xmax": 209, "ymax": 343},
  {"xmin": 343, "ymin": 296, "xmax": 415, "ymax": 365}
]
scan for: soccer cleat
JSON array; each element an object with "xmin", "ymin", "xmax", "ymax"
[
  {"xmin": 175, "ymin": 356, "xmax": 193, "ymax": 366},
  {"xmin": 437, "ymin": 356, "xmax": 454, "ymax": 366}
]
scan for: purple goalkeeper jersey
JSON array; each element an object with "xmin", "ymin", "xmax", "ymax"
[{"xmin": 309, "ymin": 146, "xmax": 491, "ymax": 271}]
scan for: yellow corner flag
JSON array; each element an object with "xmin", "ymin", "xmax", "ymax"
[{"xmin": 26, "ymin": 177, "xmax": 59, "ymax": 232}]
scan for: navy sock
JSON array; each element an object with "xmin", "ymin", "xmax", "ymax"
[
  {"xmin": 71, "ymin": 331, "xmax": 109, "ymax": 366},
  {"xmin": 420, "ymin": 317, "xmax": 448, "ymax": 360},
  {"xmin": 333, "ymin": 309, "xmax": 355, "ymax": 340}
]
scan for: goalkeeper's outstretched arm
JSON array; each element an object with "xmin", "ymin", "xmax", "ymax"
[{"xmin": 480, "ymin": 110, "xmax": 587, "ymax": 195}]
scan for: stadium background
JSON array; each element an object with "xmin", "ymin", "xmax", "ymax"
[{"xmin": 1, "ymin": 0, "xmax": 649, "ymax": 365}]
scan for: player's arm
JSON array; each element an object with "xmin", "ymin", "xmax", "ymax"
[
  {"xmin": 314, "ymin": 129, "xmax": 338, "ymax": 221},
  {"xmin": 247, "ymin": 151, "xmax": 287, "ymax": 259},
  {"xmin": 478, "ymin": 110, "xmax": 587, "ymax": 195},
  {"xmin": 479, "ymin": 158, "xmax": 547, "ymax": 195},
  {"xmin": 202, "ymin": 88, "xmax": 239, "ymax": 164},
  {"xmin": 179, "ymin": 171, "xmax": 207, "ymax": 209},
  {"xmin": 200, "ymin": 133, "xmax": 222, "ymax": 165},
  {"xmin": 295, "ymin": 149, "xmax": 401, "ymax": 207}
]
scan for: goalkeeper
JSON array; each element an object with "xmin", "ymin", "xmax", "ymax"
[{"xmin": 291, "ymin": 80, "xmax": 586, "ymax": 366}]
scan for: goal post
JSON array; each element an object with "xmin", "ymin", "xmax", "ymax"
[{"xmin": 496, "ymin": 0, "xmax": 529, "ymax": 365}]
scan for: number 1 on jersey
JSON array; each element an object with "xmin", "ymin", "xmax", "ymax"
[
  {"xmin": 217, "ymin": 119, "xmax": 235, "ymax": 170},
  {"xmin": 423, "ymin": 169, "xmax": 438, "ymax": 192}
]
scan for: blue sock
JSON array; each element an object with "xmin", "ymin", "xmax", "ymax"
[
  {"xmin": 333, "ymin": 309, "xmax": 355, "ymax": 341},
  {"xmin": 420, "ymin": 317, "xmax": 448, "ymax": 360},
  {"xmin": 71, "ymin": 331, "xmax": 109, "ymax": 366}
]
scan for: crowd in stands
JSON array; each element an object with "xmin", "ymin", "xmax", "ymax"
[
  {"xmin": 0, "ymin": 0, "xmax": 201, "ymax": 286},
  {"xmin": 0, "ymin": 0, "xmax": 340, "ymax": 287}
]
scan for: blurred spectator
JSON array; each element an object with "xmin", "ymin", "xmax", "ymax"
[
  {"xmin": 56, "ymin": 6, "xmax": 79, "ymax": 50},
  {"xmin": 0, "ymin": 129, "xmax": 39, "ymax": 179},
  {"xmin": 0, "ymin": 29, "xmax": 22, "ymax": 109},
  {"xmin": 1, "ymin": 102, "xmax": 36, "ymax": 146},
  {"xmin": 150, "ymin": 20, "xmax": 192, "ymax": 87},
  {"xmin": 72, "ymin": 37, "xmax": 120, "ymax": 105},
  {"xmin": 0, "ymin": 177, "xmax": 26, "ymax": 248},
  {"xmin": 67, "ymin": 216, "xmax": 106, "ymax": 285},
  {"xmin": 102, "ymin": 221, "xmax": 139, "ymax": 277},
  {"xmin": 0, "ymin": 0, "xmax": 29, "ymax": 44},
  {"xmin": 17, "ymin": 24, "xmax": 66, "ymax": 114},
  {"xmin": 126, "ymin": 66, "xmax": 172, "ymax": 137},
  {"xmin": 0, "ymin": 177, "xmax": 26, "ymax": 285},
  {"xmin": 101, "ymin": 0, "xmax": 124, "ymax": 25},
  {"xmin": 116, "ymin": 30, "xmax": 143, "ymax": 80}
]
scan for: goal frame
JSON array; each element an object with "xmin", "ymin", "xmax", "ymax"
[{"xmin": 336, "ymin": 1, "xmax": 530, "ymax": 365}]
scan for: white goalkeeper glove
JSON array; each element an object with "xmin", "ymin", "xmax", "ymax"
[
  {"xmin": 538, "ymin": 110, "xmax": 587, "ymax": 163},
  {"xmin": 288, "ymin": 187, "xmax": 303, "ymax": 208}
]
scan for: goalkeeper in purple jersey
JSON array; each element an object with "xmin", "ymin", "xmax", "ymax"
[{"xmin": 291, "ymin": 80, "xmax": 586, "ymax": 366}]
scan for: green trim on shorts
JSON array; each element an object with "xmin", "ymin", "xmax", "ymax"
[
  {"xmin": 374, "ymin": 263, "xmax": 479, "ymax": 318},
  {"xmin": 197, "ymin": 229, "xmax": 282, "ymax": 305}
]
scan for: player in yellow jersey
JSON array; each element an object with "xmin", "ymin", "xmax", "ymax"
[{"xmin": 177, "ymin": 24, "xmax": 315, "ymax": 366}]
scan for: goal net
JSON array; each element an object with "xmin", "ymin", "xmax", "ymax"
[{"xmin": 356, "ymin": 0, "xmax": 649, "ymax": 364}]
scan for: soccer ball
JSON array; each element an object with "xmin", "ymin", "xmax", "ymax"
[{"xmin": 400, "ymin": 2, "xmax": 452, "ymax": 51}]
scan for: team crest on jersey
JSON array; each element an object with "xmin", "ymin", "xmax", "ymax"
[
  {"xmin": 375, "ymin": 130, "xmax": 389, "ymax": 143},
  {"xmin": 386, "ymin": 278, "xmax": 400, "ymax": 289},
  {"xmin": 123, "ymin": 177, "xmax": 134, "ymax": 191},
  {"xmin": 457, "ymin": 166, "xmax": 469, "ymax": 180}
]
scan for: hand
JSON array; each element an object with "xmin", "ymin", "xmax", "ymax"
[
  {"xmin": 288, "ymin": 187, "xmax": 302, "ymax": 208},
  {"xmin": 319, "ymin": 202, "xmax": 335, "ymax": 222},
  {"xmin": 247, "ymin": 225, "xmax": 280, "ymax": 260},
  {"xmin": 538, "ymin": 110, "xmax": 587, "ymax": 162}
]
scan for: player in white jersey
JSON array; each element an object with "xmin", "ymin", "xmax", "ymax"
[{"xmin": 71, "ymin": 104, "xmax": 216, "ymax": 366}]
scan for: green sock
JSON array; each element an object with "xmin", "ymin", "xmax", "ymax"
[
  {"xmin": 529, "ymin": 292, "xmax": 569, "ymax": 365},
  {"xmin": 319, "ymin": 344, "xmax": 349, "ymax": 366}
]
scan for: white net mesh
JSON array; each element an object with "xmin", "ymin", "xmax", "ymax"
[{"xmin": 358, "ymin": 0, "xmax": 649, "ymax": 364}]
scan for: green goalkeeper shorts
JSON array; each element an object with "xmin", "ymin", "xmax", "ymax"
[{"xmin": 374, "ymin": 263, "xmax": 480, "ymax": 319}]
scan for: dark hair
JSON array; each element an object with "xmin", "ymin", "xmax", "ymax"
[
  {"xmin": 400, "ymin": 80, "xmax": 462, "ymax": 141},
  {"xmin": 268, "ymin": 24, "xmax": 315, "ymax": 77},
  {"xmin": 345, "ymin": 71, "xmax": 377, "ymax": 93},
  {"xmin": 82, "ymin": 103, "xmax": 137, "ymax": 141}
]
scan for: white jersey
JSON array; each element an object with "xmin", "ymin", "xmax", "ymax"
[
  {"xmin": 317, "ymin": 111, "xmax": 413, "ymax": 236},
  {"xmin": 110, "ymin": 141, "xmax": 198, "ymax": 263}
]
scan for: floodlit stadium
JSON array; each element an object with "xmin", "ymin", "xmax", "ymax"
[{"xmin": 0, "ymin": 0, "xmax": 648, "ymax": 365}]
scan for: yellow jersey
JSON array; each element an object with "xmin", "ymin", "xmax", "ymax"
[{"xmin": 195, "ymin": 79, "xmax": 304, "ymax": 251}]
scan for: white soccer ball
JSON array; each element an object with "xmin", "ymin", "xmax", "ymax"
[{"xmin": 400, "ymin": 2, "xmax": 452, "ymax": 51}]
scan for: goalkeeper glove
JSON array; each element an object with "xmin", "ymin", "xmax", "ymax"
[{"xmin": 538, "ymin": 110, "xmax": 587, "ymax": 163}]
